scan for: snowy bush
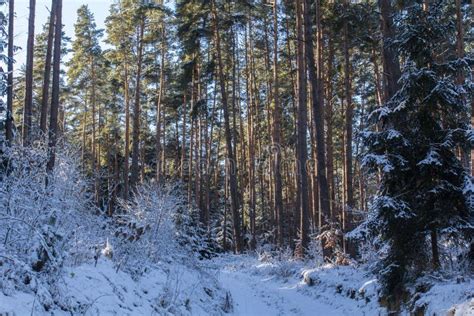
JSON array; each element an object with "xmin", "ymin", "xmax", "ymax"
[
  {"xmin": 113, "ymin": 183, "xmax": 180, "ymax": 274},
  {"xmin": 112, "ymin": 182, "xmax": 214, "ymax": 275},
  {"xmin": 0, "ymin": 144, "xmax": 100, "ymax": 309}
]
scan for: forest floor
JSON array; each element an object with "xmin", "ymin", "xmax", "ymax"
[
  {"xmin": 214, "ymin": 255, "xmax": 381, "ymax": 316},
  {"xmin": 210, "ymin": 254, "xmax": 473, "ymax": 316},
  {"xmin": 1, "ymin": 253, "xmax": 472, "ymax": 315}
]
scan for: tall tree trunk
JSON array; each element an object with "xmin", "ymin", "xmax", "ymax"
[
  {"xmin": 130, "ymin": 20, "xmax": 145, "ymax": 189},
  {"xmin": 161, "ymin": 101, "xmax": 166, "ymax": 177},
  {"xmin": 272, "ymin": 0, "xmax": 284, "ymax": 247},
  {"xmin": 40, "ymin": 0, "xmax": 56, "ymax": 135},
  {"xmin": 431, "ymin": 228, "xmax": 440, "ymax": 270},
  {"xmin": 81, "ymin": 97, "xmax": 87, "ymax": 170},
  {"xmin": 6, "ymin": 0, "xmax": 14, "ymax": 143},
  {"xmin": 372, "ymin": 48, "xmax": 384, "ymax": 108},
  {"xmin": 326, "ymin": 34, "xmax": 335, "ymax": 221},
  {"xmin": 245, "ymin": 19, "xmax": 257, "ymax": 249},
  {"xmin": 156, "ymin": 25, "xmax": 166, "ymax": 183},
  {"xmin": 180, "ymin": 92, "xmax": 187, "ymax": 180},
  {"xmin": 90, "ymin": 53, "xmax": 99, "ymax": 203},
  {"xmin": 342, "ymin": 0, "xmax": 356, "ymax": 257},
  {"xmin": 23, "ymin": 0, "xmax": 36, "ymax": 146},
  {"xmin": 123, "ymin": 64, "xmax": 130, "ymax": 198},
  {"xmin": 296, "ymin": 0, "xmax": 309, "ymax": 256},
  {"xmin": 305, "ymin": 0, "xmax": 332, "ymax": 259},
  {"xmin": 378, "ymin": 0, "xmax": 401, "ymax": 100},
  {"xmin": 212, "ymin": 0, "xmax": 243, "ymax": 253},
  {"xmin": 206, "ymin": 84, "xmax": 218, "ymax": 231},
  {"xmin": 46, "ymin": 0, "xmax": 62, "ymax": 172}
]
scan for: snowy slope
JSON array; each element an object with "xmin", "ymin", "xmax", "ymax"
[
  {"xmin": 0, "ymin": 257, "xmax": 227, "ymax": 315},
  {"xmin": 1, "ymin": 254, "xmax": 473, "ymax": 315}
]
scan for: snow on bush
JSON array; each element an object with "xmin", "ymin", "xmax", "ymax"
[
  {"xmin": 0, "ymin": 144, "xmax": 102, "ymax": 310},
  {"xmin": 112, "ymin": 182, "xmax": 213, "ymax": 275},
  {"xmin": 0, "ymin": 146, "xmax": 224, "ymax": 314}
]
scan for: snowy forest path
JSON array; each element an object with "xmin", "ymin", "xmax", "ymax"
[{"xmin": 213, "ymin": 255, "xmax": 342, "ymax": 316}]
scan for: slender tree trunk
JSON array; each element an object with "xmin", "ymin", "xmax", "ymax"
[
  {"xmin": 245, "ymin": 19, "xmax": 257, "ymax": 249},
  {"xmin": 123, "ymin": 64, "xmax": 130, "ymax": 198},
  {"xmin": 130, "ymin": 20, "xmax": 145, "ymax": 189},
  {"xmin": 372, "ymin": 48, "xmax": 384, "ymax": 107},
  {"xmin": 46, "ymin": 0, "xmax": 62, "ymax": 172},
  {"xmin": 23, "ymin": 0, "xmax": 36, "ymax": 146},
  {"xmin": 342, "ymin": 0, "xmax": 356, "ymax": 257},
  {"xmin": 188, "ymin": 117, "xmax": 195, "ymax": 203},
  {"xmin": 6, "ymin": 0, "xmax": 14, "ymax": 144},
  {"xmin": 271, "ymin": 0, "xmax": 284, "ymax": 247},
  {"xmin": 305, "ymin": 0, "xmax": 332, "ymax": 259},
  {"xmin": 90, "ymin": 53, "xmax": 99, "ymax": 203},
  {"xmin": 40, "ymin": 0, "xmax": 56, "ymax": 135},
  {"xmin": 431, "ymin": 229, "xmax": 440, "ymax": 270},
  {"xmin": 81, "ymin": 97, "xmax": 87, "ymax": 170},
  {"xmin": 212, "ymin": 0, "xmax": 243, "ymax": 253},
  {"xmin": 378, "ymin": 0, "xmax": 401, "ymax": 101},
  {"xmin": 156, "ymin": 25, "xmax": 165, "ymax": 183},
  {"xmin": 206, "ymin": 84, "xmax": 218, "ymax": 231},
  {"xmin": 161, "ymin": 101, "xmax": 166, "ymax": 177},
  {"xmin": 180, "ymin": 92, "xmax": 187, "ymax": 180},
  {"xmin": 326, "ymin": 34, "xmax": 336, "ymax": 221},
  {"xmin": 296, "ymin": 0, "xmax": 309, "ymax": 256}
]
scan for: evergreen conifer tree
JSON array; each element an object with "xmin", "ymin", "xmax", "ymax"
[{"xmin": 362, "ymin": 0, "xmax": 473, "ymax": 302}]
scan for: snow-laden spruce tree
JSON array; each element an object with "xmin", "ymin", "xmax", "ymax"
[{"xmin": 362, "ymin": 0, "xmax": 473, "ymax": 302}]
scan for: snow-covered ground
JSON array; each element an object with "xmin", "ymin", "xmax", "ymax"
[
  {"xmin": 213, "ymin": 255, "xmax": 384, "ymax": 316},
  {"xmin": 0, "ymin": 257, "xmax": 227, "ymax": 315},
  {"xmin": 1, "ymin": 254, "xmax": 473, "ymax": 315},
  {"xmin": 216, "ymin": 256, "xmax": 376, "ymax": 315}
]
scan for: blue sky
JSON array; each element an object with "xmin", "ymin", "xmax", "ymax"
[{"xmin": 14, "ymin": 0, "xmax": 111, "ymax": 71}]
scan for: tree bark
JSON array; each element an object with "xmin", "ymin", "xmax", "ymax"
[
  {"xmin": 40, "ymin": 0, "xmax": 56, "ymax": 136},
  {"xmin": 46, "ymin": 0, "xmax": 62, "ymax": 172},
  {"xmin": 378, "ymin": 0, "xmax": 401, "ymax": 100},
  {"xmin": 123, "ymin": 64, "xmax": 130, "ymax": 198},
  {"xmin": 90, "ymin": 52, "xmax": 99, "ymax": 203},
  {"xmin": 305, "ymin": 0, "xmax": 332, "ymax": 259},
  {"xmin": 272, "ymin": 0, "xmax": 284, "ymax": 247},
  {"xmin": 343, "ymin": 0, "xmax": 356, "ymax": 257},
  {"xmin": 180, "ymin": 92, "xmax": 187, "ymax": 180},
  {"xmin": 431, "ymin": 229, "xmax": 440, "ymax": 270},
  {"xmin": 245, "ymin": 19, "xmax": 257, "ymax": 249},
  {"xmin": 156, "ymin": 24, "xmax": 165, "ymax": 183},
  {"xmin": 326, "ymin": 34, "xmax": 335, "ymax": 221},
  {"xmin": 130, "ymin": 19, "xmax": 145, "ymax": 189},
  {"xmin": 296, "ymin": 0, "xmax": 309, "ymax": 256},
  {"xmin": 23, "ymin": 0, "xmax": 36, "ymax": 146},
  {"xmin": 6, "ymin": 0, "xmax": 14, "ymax": 144},
  {"xmin": 212, "ymin": 0, "xmax": 243, "ymax": 253}
]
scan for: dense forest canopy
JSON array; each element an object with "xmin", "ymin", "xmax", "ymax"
[{"xmin": 0, "ymin": 0, "xmax": 473, "ymax": 313}]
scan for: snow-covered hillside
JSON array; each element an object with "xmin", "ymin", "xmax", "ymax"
[{"xmin": 2, "ymin": 253, "xmax": 472, "ymax": 315}]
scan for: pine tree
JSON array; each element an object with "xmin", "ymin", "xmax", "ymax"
[
  {"xmin": 40, "ymin": 0, "xmax": 55, "ymax": 135},
  {"xmin": 295, "ymin": 0, "xmax": 309, "ymax": 256},
  {"xmin": 46, "ymin": 0, "xmax": 62, "ymax": 172},
  {"xmin": 67, "ymin": 5, "xmax": 104, "ymax": 199},
  {"xmin": 363, "ymin": 1, "xmax": 473, "ymax": 303},
  {"xmin": 105, "ymin": 1, "xmax": 134, "ymax": 199},
  {"xmin": 6, "ymin": 0, "xmax": 14, "ymax": 144},
  {"xmin": 22, "ymin": 0, "xmax": 36, "ymax": 146}
]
